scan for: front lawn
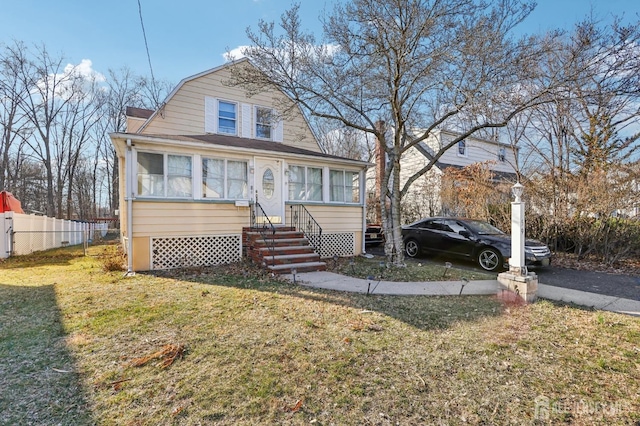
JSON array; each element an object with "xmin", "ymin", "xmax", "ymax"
[{"xmin": 0, "ymin": 244, "xmax": 638, "ymax": 425}]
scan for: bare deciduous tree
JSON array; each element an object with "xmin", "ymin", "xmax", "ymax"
[{"xmin": 229, "ymin": 0, "xmax": 588, "ymax": 264}]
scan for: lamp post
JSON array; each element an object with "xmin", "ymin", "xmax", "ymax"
[
  {"xmin": 498, "ymin": 181, "xmax": 537, "ymax": 303},
  {"xmin": 510, "ymin": 182, "xmax": 526, "ymax": 276}
]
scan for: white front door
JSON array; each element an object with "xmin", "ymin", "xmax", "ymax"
[{"xmin": 255, "ymin": 158, "xmax": 283, "ymax": 224}]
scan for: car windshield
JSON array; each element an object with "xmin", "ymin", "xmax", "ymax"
[{"xmin": 464, "ymin": 220, "xmax": 505, "ymax": 235}]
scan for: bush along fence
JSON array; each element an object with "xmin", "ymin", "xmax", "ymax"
[{"xmin": 1, "ymin": 211, "xmax": 108, "ymax": 259}]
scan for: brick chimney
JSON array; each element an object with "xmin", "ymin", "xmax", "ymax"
[{"xmin": 374, "ymin": 121, "xmax": 386, "ymax": 223}]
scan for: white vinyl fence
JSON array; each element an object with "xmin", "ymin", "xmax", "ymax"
[{"xmin": 1, "ymin": 211, "xmax": 108, "ymax": 259}]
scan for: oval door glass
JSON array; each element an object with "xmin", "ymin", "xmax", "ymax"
[{"xmin": 262, "ymin": 168, "xmax": 274, "ymax": 199}]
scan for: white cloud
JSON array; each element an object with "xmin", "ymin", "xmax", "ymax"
[
  {"xmin": 64, "ymin": 59, "xmax": 106, "ymax": 83},
  {"xmin": 35, "ymin": 58, "xmax": 106, "ymax": 101},
  {"xmin": 223, "ymin": 46, "xmax": 248, "ymax": 62}
]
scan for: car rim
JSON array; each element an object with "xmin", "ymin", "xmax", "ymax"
[
  {"xmin": 479, "ymin": 250, "xmax": 499, "ymax": 271},
  {"xmin": 406, "ymin": 241, "xmax": 419, "ymax": 257}
]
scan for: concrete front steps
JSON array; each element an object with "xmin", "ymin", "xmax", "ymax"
[{"xmin": 243, "ymin": 227, "xmax": 326, "ymax": 274}]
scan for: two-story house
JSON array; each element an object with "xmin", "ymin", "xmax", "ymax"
[
  {"xmin": 111, "ymin": 59, "xmax": 369, "ymax": 273},
  {"xmin": 367, "ymin": 129, "xmax": 518, "ymax": 223}
]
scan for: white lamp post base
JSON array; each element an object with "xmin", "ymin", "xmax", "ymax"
[{"xmin": 497, "ymin": 270, "xmax": 539, "ymax": 304}]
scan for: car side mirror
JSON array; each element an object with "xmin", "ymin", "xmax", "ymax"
[{"xmin": 459, "ymin": 230, "xmax": 471, "ymax": 238}]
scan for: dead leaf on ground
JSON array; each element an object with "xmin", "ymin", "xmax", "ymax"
[
  {"xmin": 129, "ymin": 344, "xmax": 186, "ymax": 369},
  {"xmin": 172, "ymin": 405, "xmax": 186, "ymax": 416},
  {"xmin": 285, "ymin": 399, "xmax": 303, "ymax": 413}
]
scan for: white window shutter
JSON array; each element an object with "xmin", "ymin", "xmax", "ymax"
[
  {"xmin": 241, "ymin": 103, "xmax": 252, "ymax": 138},
  {"xmin": 273, "ymin": 115, "xmax": 284, "ymax": 142},
  {"xmin": 204, "ymin": 96, "xmax": 217, "ymax": 133}
]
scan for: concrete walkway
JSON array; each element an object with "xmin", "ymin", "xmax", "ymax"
[{"xmin": 286, "ymin": 271, "xmax": 640, "ymax": 317}]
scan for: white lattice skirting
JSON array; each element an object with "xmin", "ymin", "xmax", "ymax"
[
  {"xmin": 151, "ymin": 235, "xmax": 242, "ymax": 270},
  {"xmin": 309, "ymin": 233, "xmax": 355, "ymax": 258}
]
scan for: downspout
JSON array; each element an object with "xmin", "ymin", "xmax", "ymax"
[{"xmin": 125, "ymin": 138, "xmax": 135, "ymax": 275}]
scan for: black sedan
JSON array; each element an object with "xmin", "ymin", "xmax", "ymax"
[{"xmin": 402, "ymin": 217, "xmax": 552, "ymax": 272}]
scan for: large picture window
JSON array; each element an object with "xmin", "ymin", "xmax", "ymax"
[
  {"xmin": 330, "ymin": 170, "xmax": 360, "ymax": 203},
  {"xmin": 203, "ymin": 158, "xmax": 248, "ymax": 199},
  {"xmin": 289, "ymin": 165, "xmax": 322, "ymax": 201},
  {"xmin": 137, "ymin": 152, "xmax": 192, "ymax": 198}
]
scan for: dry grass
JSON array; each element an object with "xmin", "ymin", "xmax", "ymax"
[
  {"xmin": 0, "ymin": 244, "xmax": 639, "ymax": 425},
  {"xmin": 328, "ymin": 254, "xmax": 497, "ymax": 282}
]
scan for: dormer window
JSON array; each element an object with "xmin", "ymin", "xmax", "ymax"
[
  {"xmin": 256, "ymin": 106, "xmax": 273, "ymax": 139},
  {"xmin": 457, "ymin": 140, "xmax": 467, "ymax": 157},
  {"xmin": 218, "ymin": 101, "xmax": 237, "ymax": 135}
]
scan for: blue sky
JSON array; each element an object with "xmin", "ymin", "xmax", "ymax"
[{"xmin": 1, "ymin": 0, "xmax": 638, "ymax": 85}]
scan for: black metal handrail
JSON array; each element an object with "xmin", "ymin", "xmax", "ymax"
[
  {"xmin": 251, "ymin": 194, "xmax": 276, "ymax": 263},
  {"xmin": 289, "ymin": 203, "xmax": 322, "ymax": 255}
]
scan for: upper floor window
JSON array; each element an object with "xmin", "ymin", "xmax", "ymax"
[
  {"xmin": 289, "ymin": 165, "xmax": 322, "ymax": 201},
  {"xmin": 202, "ymin": 157, "xmax": 248, "ymax": 199},
  {"xmin": 498, "ymin": 147, "xmax": 506, "ymax": 162},
  {"xmin": 255, "ymin": 106, "xmax": 273, "ymax": 139},
  {"xmin": 218, "ymin": 101, "xmax": 237, "ymax": 135},
  {"xmin": 137, "ymin": 152, "xmax": 192, "ymax": 198},
  {"xmin": 457, "ymin": 140, "xmax": 467, "ymax": 157},
  {"xmin": 330, "ymin": 169, "xmax": 360, "ymax": 203}
]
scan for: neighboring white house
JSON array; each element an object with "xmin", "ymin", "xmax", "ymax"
[{"xmin": 367, "ymin": 129, "xmax": 518, "ymax": 222}]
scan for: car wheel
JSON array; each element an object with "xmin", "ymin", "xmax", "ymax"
[
  {"xmin": 477, "ymin": 247, "xmax": 502, "ymax": 272},
  {"xmin": 404, "ymin": 239, "xmax": 421, "ymax": 258}
]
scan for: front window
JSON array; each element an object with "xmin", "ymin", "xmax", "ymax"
[
  {"xmin": 137, "ymin": 152, "xmax": 164, "ymax": 196},
  {"xmin": 289, "ymin": 165, "xmax": 323, "ymax": 201},
  {"xmin": 330, "ymin": 169, "xmax": 360, "ymax": 203},
  {"xmin": 256, "ymin": 106, "xmax": 273, "ymax": 139},
  {"xmin": 167, "ymin": 155, "xmax": 192, "ymax": 197},
  {"xmin": 218, "ymin": 101, "xmax": 237, "ymax": 135},
  {"xmin": 228, "ymin": 161, "xmax": 248, "ymax": 199},
  {"xmin": 202, "ymin": 158, "xmax": 248, "ymax": 200},
  {"xmin": 137, "ymin": 152, "xmax": 192, "ymax": 198},
  {"xmin": 202, "ymin": 158, "xmax": 224, "ymax": 198}
]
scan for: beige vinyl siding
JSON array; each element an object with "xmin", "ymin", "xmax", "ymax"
[
  {"xmin": 126, "ymin": 117, "xmax": 146, "ymax": 133},
  {"xmin": 286, "ymin": 203, "xmax": 364, "ymax": 256},
  {"xmin": 141, "ymin": 67, "xmax": 320, "ymax": 153},
  {"xmin": 289, "ymin": 204, "xmax": 363, "ymax": 233},
  {"xmin": 132, "ymin": 201, "xmax": 250, "ymax": 237}
]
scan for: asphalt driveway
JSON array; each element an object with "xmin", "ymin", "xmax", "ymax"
[{"xmin": 365, "ymin": 245, "xmax": 640, "ymax": 301}]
